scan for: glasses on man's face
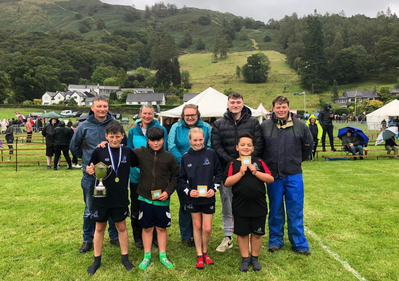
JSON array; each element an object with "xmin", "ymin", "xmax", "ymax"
[{"xmin": 184, "ymin": 114, "xmax": 197, "ymax": 118}]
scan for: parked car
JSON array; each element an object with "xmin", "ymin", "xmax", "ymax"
[
  {"xmin": 78, "ymin": 113, "xmax": 89, "ymax": 122},
  {"xmin": 72, "ymin": 111, "xmax": 82, "ymax": 117},
  {"xmin": 60, "ymin": 110, "xmax": 74, "ymax": 117},
  {"xmin": 121, "ymin": 117, "xmax": 129, "ymax": 124}
]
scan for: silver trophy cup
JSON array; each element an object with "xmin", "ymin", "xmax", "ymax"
[{"xmin": 93, "ymin": 162, "xmax": 112, "ymax": 197}]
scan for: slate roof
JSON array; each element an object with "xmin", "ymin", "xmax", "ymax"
[
  {"xmin": 183, "ymin": 93, "xmax": 199, "ymax": 102},
  {"xmin": 344, "ymin": 90, "xmax": 379, "ymax": 99},
  {"xmin": 126, "ymin": 93, "xmax": 164, "ymax": 103}
]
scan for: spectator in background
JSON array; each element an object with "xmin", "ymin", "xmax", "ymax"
[
  {"xmin": 42, "ymin": 117, "xmax": 59, "ymax": 169},
  {"xmin": 341, "ymin": 130, "xmax": 363, "ymax": 160},
  {"xmin": 163, "ymin": 118, "xmax": 172, "ymax": 134},
  {"xmin": 306, "ymin": 114, "xmax": 323, "ymax": 160},
  {"xmin": 53, "ymin": 121, "xmax": 73, "ymax": 170},
  {"xmin": 26, "ymin": 118, "xmax": 33, "ymax": 143},
  {"xmin": 168, "ymin": 104, "xmax": 212, "ymax": 247},
  {"xmin": 1, "ymin": 119, "xmax": 7, "ymax": 134},
  {"xmin": 5, "ymin": 122, "xmax": 15, "ymax": 155},
  {"xmin": 319, "ymin": 103, "xmax": 336, "ymax": 152},
  {"xmin": 37, "ymin": 118, "xmax": 43, "ymax": 132}
]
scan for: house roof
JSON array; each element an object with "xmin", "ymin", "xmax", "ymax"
[
  {"xmin": 183, "ymin": 93, "xmax": 199, "ymax": 102},
  {"xmin": 126, "ymin": 93, "xmax": 164, "ymax": 103},
  {"xmin": 344, "ymin": 90, "xmax": 379, "ymax": 98},
  {"xmin": 44, "ymin": 91, "xmax": 57, "ymax": 97},
  {"xmin": 389, "ymin": 89, "xmax": 399, "ymax": 94},
  {"xmin": 71, "ymin": 91, "xmax": 87, "ymax": 97}
]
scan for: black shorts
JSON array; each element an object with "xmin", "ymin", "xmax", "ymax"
[
  {"xmin": 46, "ymin": 145, "xmax": 54, "ymax": 157},
  {"xmin": 233, "ymin": 215, "xmax": 266, "ymax": 236},
  {"xmin": 186, "ymin": 203, "xmax": 215, "ymax": 214},
  {"xmin": 92, "ymin": 205, "xmax": 129, "ymax": 223},
  {"xmin": 139, "ymin": 201, "xmax": 171, "ymax": 229}
]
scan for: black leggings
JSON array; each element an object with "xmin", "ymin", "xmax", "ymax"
[{"xmin": 322, "ymin": 125, "xmax": 334, "ymax": 148}]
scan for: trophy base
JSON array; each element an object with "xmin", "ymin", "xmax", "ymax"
[{"xmin": 93, "ymin": 190, "xmax": 106, "ymax": 198}]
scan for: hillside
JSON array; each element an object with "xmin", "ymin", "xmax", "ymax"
[{"xmin": 0, "ymin": 0, "xmax": 275, "ymax": 52}]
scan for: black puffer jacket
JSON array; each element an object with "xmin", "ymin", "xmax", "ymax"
[
  {"xmin": 42, "ymin": 117, "xmax": 59, "ymax": 146},
  {"xmin": 54, "ymin": 121, "xmax": 74, "ymax": 147},
  {"xmin": 319, "ymin": 103, "xmax": 334, "ymax": 127},
  {"xmin": 211, "ymin": 106, "xmax": 263, "ymax": 168},
  {"xmin": 261, "ymin": 113, "xmax": 313, "ymax": 178}
]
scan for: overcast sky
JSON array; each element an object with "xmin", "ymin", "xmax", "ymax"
[{"xmin": 101, "ymin": 0, "xmax": 398, "ymax": 22}]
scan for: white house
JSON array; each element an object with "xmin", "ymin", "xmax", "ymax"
[{"xmin": 41, "ymin": 91, "xmax": 73, "ymax": 105}]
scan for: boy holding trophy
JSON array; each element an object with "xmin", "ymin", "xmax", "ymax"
[
  {"xmin": 86, "ymin": 122, "xmax": 138, "ymax": 275},
  {"xmin": 223, "ymin": 133, "xmax": 274, "ymax": 272}
]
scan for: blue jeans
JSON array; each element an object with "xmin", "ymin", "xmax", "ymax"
[
  {"xmin": 349, "ymin": 145, "xmax": 363, "ymax": 156},
  {"xmin": 267, "ymin": 174, "xmax": 309, "ymax": 251},
  {"xmin": 81, "ymin": 173, "xmax": 118, "ymax": 242},
  {"xmin": 176, "ymin": 182, "xmax": 193, "ymax": 240}
]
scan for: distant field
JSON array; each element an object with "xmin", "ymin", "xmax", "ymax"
[{"xmin": 179, "ymin": 50, "xmax": 396, "ymax": 112}]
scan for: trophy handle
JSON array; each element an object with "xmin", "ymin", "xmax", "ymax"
[{"xmin": 103, "ymin": 165, "xmax": 113, "ymax": 180}]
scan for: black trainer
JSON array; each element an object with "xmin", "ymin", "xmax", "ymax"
[
  {"xmin": 79, "ymin": 242, "xmax": 93, "ymax": 253},
  {"xmin": 297, "ymin": 250, "xmax": 311, "ymax": 256},
  {"xmin": 110, "ymin": 239, "xmax": 120, "ymax": 248},
  {"xmin": 331, "ymin": 147, "xmax": 337, "ymax": 152}
]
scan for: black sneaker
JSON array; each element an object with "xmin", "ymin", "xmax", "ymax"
[
  {"xmin": 110, "ymin": 239, "xmax": 120, "ymax": 248},
  {"xmin": 331, "ymin": 148, "xmax": 337, "ymax": 152},
  {"xmin": 79, "ymin": 242, "xmax": 93, "ymax": 253},
  {"xmin": 268, "ymin": 246, "xmax": 280, "ymax": 253},
  {"xmin": 322, "ymin": 148, "xmax": 326, "ymax": 152},
  {"xmin": 297, "ymin": 250, "xmax": 311, "ymax": 256},
  {"xmin": 46, "ymin": 165, "xmax": 51, "ymax": 169}
]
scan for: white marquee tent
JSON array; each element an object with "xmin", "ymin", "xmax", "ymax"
[
  {"xmin": 159, "ymin": 87, "xmax": 263, "ymax": 123},
  {"xmin": 366, "ymin": 99, "xmax": 399, "ymax": 131}
]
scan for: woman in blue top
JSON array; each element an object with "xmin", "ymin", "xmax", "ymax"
[
  {"xmin": 168, "ymin": 104, "xmax": 212, "ymax": 247},
  {"xmin": 127, "ymin": 104, "xmax": 167, "ymax": 249}
]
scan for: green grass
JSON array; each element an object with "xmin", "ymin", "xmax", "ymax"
[{"xmin": 0, "ymin": 142, "xmax": 398, "ymax": 280}]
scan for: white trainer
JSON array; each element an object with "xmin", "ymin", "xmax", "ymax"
[
  {"xmin": 71, "ymin": 164, "xmax": 76, "ymax": 168},
  {"xmin": 75, "ymin": 164, "xmax": 82, "ymax": 168},
  {"xmin": 216, "ymin": 236, "xmax": 233, "ymax": 252}
]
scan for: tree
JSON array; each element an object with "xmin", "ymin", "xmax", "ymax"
[
  {"xmin": 238, "ymin": 27, "xmax": 249, "ymax": 41},
  {"xmin": 379, "ymin": 86, "xmax": 391, "ymax": 103},
  {"xmin": 331, "ymin": 79, "xmax": 339, "ymax": 100},
  {"xmin": 375, "ymin": 37, "xmax": 399, "ymax": 81},
  {"xmin": 395, "ymin": 76, "xmax": 399, "ymax": 89},
  {"xmin": 300, "ymin": 15, "xmax": 329, "ymax": 93},
  {"xmin": 116, "ymin": 68, "xmax": 127, "ymax": 87},
  {"xmin": 68, "ymin": 98, "xmax": 78, "ymax": 106},
  {"xmin": 365, "ymin": 100, "xmax": 384, "ymax": 112},
  {"xmin": 181, "ymin": 70, "xmax": 192, "ymax": 89},
  {"xmin": 264, "ymin": 35, "xmax": 272, "ymax": 42},
  {"xmin": 196, "ymin": 38, "xmax": 206, "ymax": 50},
  {"xmin": 109, "ymin": 91, "xmax": 118, "ymax": 102},
  {"xmin": 96, "ymin": 19, "xmax": 106, "ymax": 30},
  {"xmin": 91, "ymin": 66, "xmax": 117, "ymax": 84},
  {"xmin": 224, "ymin": 88, "xmax": 234, "ymax": 96},
  {"xmin": 199, "ymin": 15, "xmax": 211, "ymax": 25},
  {"xmin": 0, "ymin": 71, "xmax": 10, "ymax": 104},
  {"xmin": 120, "ymin": 89, "xmax": 133, "ymax": 103},
  {"xmin": 241, "ymin": 53, "xmax": 271, "ymax": 83},
  {"xmin": 154, "ymin": 59, "xmax": 181, "ymax": 90},
  {"xmin": 179, "ymin": 31, "xmax": 193, "ymax": 48},
  {"xmin": 236, "ymin": 66, "xmax": 241, "ymax": 79}
]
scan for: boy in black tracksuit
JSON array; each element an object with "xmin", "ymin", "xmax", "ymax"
[
  {"xmin": 224, "ymin": 133, "xmax": 274, "ymax": 272},
  {"xmin": 179, "ymin": 128, "xmax": 223, "ymax": 269},
  {"xmin": 86, "ymin": 122, "xmax": 139, "ymax": 275}
]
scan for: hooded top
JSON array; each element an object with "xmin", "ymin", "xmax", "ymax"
[
  {"xmin": 70, "ymin": 110, "xmax": 127, "ymax": 172},
  {"xmin": 211, "ymin": 106, "xmax": 263, "ymax": 168},
  {"xmin": 306, "ymin": 114, "xmax": 323, "ymax": 141},
  {"xmin": 42, "ymin": 117, "xmax": 59, "ymax": 145},
  {"xmin": 319, "ymin": 103, "xmax": 334, "ymax": 126},
  {"xmin": 54, "ymin": 121, "xmax": 74, "ymax": 146},
  {"xmin": 168, "ymin": 118, "xmax": 211, "ymax": 165},
  {"xmin": 127, "ymin": 118, "xmax": 168, "ymax": 183}
]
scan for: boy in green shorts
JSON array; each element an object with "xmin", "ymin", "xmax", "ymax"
[{"xmin": 133, "ymin": 127, "xmax": 179, "ymax": 270}]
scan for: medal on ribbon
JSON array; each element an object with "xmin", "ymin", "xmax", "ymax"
[{"xmin": 108, "ymin": 144, "xmax": 122, "ymax": 183}]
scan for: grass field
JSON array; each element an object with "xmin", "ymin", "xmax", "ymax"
[{"xmin": 0, "ymin": 132, "xmax": 398, "ymax": 280}]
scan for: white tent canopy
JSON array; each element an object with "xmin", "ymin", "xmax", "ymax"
[
  {"xmin": 159, "ymin": 87, "xmax": 263, "ymax": 123},
  {"xmin": 257, "ymin": 102, "xmax": 270, "ymax": 117},
  {"xmin": 366, "ymin": 99, "xmax": 399, "ymax": 131}
]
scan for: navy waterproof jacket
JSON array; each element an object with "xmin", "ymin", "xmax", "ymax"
[
  {"xmin": 261, "ymin": 113, "xmax": 313, "ymax": 178},
  {"xmin": 179, "ymin": 147, "xmax": 223, "ymax": 205},
  {"xmin": 69, "ymin": 111, "xmax": 126, "ymax": 172}
]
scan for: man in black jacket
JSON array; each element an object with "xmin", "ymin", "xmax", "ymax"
[
  {"xmin": 42, "ymin": 117, "xmax": 59, "ymax": 169},
  {"xmin": 211, "ymin": 92, "xmax": 263, "ymax": 252},
  {"xmin": 261, "ymin": 95, "xmax": 313, "ymax": 256},
  {"xmin": 319, "ymin": 103, "xmax": 336, "ymax": 151}
]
